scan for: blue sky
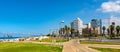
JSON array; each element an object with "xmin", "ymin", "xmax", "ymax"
[{"xmin": 0, "ymin": 0, "xmax": 120, "ymax": 37}]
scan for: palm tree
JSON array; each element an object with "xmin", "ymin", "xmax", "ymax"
[
  {"xmin": 102, "ymin": 26, "xmax": 106, "ymax": 36},
  {"xmin": 93, "ymin": 27, "xmax": 96, "ymax": 34},
  {"xmin": 59, "ymin": 28, "xmax": 63, "ymax": 37},
  {"xmin": 68, "ymin": 27, "xmax": 71, "ymax": 35},
  {"xmin": 64, "ymin": 25, "xmax": 69, "ymax": 37},
  {"xmin": 107, "ymin": 28, "xmax": 110, "ymax": 38},
  {"xmin": 112, "ymin": 22, "xmax": 115, "ymax": 37},
  {"xmin": 62, "ymin": 28, "xmax": 65, "ymax": 36},
  {"xmin": 112, "ymin": 22, "xmax": 115, "ymax": 25},
  {"xmin": 71, "ymin": 28, "xmax": 75, "ymax": 38},
  {"xmin": 108, "ymin": 22, "xmax": 115, "ymax": 38},
  {"xmin": 76, "ymin": 30, "xmax": 79, "ymax": 37},
  {"xmin": 107, "ymin": 28, "xmax": 110, "ymax": 35},
  {"xmin": 109, "ymin": 25, "xmax": 115, "ymax": 38},
  {"xmin": 119, "ymin": 26, "xmax": 120, "ymax": 36},
  {"xmin": 67, "ymin": 26, "xmax": 71, "ymax": 37},
  {"xmin": 116, "ymin": 26, "xmax": 120, "ymax": 37}
]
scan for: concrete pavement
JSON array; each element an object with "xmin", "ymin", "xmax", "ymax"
[
  {"xmin": 62, "ymin": 39, "xmax": 100, "ymax": 52},
  {"xmin": 85, "ymin": 44, "xmax": 120, "ymax": 49},
  {"xmin": 62, "ymin": 39, "xmax": 120, "ymax": 52}
]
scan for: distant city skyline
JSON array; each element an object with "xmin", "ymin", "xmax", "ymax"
[{"xmin": 0, "ymin": 0, "xmax": 120, "ymax": 37}]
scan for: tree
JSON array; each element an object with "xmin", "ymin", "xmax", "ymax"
[
  {"xmin": 64, "ymin": 25, "xmax": 68, "ymax": 37},
  {"xmin": 59, "ymin": 28, "xmax": 63, "ymax": 37},
  {"xmin": 102, "ymin": 26, "xmax": 106, "ymax": 36},
  {"xmin": 59, "ymin": 25, "xmax": 71, "ymax": 38},
  {"xmin": 107, "ymin": 28, "xmax": 109, "ymax": 35},
  {"xmin": 116, "ymin": 26, "xmax": 120, "ymax": 37},
  {"xmin": 93, "ymin": 27, "xmax": 96, "ymax": 34},
  {"xmin": 47, "ymin": 33, "xmax": 51, "ymax": 36},
  {"xmin": 71, "ymin": 28, "xmax": 75, "ymax": 37},
  {"xmin": 66, "ymin": 26, "xmax": 71, "ymax": 37},
  {"xmin": 112, "ymin": 22, "xmax": 115, "ymax": 25},
  {"xmin": 76, "ymin": 30, "xmax": 80, "ymax": 37},
  {"xmin": 64, "ymin": 25, "xmax": 70, "ymax": 38},
  {"xmin": 109, "ymin": 25, "xmax": 115, "ymax": 38},
  {"xmin": 108, "ymin": 22, "xmax": 115, "ymax": 38},
  {"xmin": 62, "ymin": 28, "xmax": 65, "ymax": 36}
]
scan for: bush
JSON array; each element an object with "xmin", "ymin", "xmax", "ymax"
[{"xmin": 90, "ymin": 33, "xmax": 99, "ymax": 37}]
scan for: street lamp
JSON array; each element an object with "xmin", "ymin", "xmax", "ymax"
[
  {"xmin": 49, "ymin": 28, "xmax": 52, "ymax": 35},
  {"xmin": 59, "ymin": 20, "xmax": 64, "ymax": 48},
  {"xmin": 59, "ymin": 21, "xmax": 64, "ymax": 37}
]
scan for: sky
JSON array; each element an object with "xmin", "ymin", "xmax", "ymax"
[{"xmin": 0, "ymin": 0, "xmax": 120, "ymax": 37}]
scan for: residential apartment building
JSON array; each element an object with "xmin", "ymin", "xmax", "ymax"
[{"xmin": 71, "ymin": 18, "xmax": 83, "ymax": 35}]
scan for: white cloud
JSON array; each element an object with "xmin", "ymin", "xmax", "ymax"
[
  {"xmin": 98, "ymin": 0, "xmax": 120, "ymax": 13},
  {"xmin": 102, "ymin": 16, "xmax": 120, "ymax": 28}
]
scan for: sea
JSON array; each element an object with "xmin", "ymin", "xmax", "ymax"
[{"xmin": 0, "ymin": 37, "xmax": 20, "ymax": 41}]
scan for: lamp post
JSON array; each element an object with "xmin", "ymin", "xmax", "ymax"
[
  {"xmin": 59, "ymin": 20, "xmax": 64, "ymax": 48},
  {"xmin": 59, "ymin": 21, "xmax": 64, "ymax": 37},
  {"xmin": 49, "ymin": 28, "xmax": 52, "ymax": 36}
]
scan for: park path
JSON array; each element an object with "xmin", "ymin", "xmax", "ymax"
[
  {"xmin": 62, "ymin": 39, "xmax": 99, "ymax": 52},
  {"xmin": 85, "ymin": 44, "xmax": 120, "ymax": 49},
  {"xmin": 62, "ymin": 39, "xmax": 120, "ymax": 52}
]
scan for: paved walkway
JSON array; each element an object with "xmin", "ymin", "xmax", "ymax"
[
  {"xmin": 85, "ymin": 44, "xmax": 120, "ymax": 49},
  {"xmin": 62, "ymin": 39, "xmax": 99, "ymax": 52},
  {"xmin": 62, "ymin": 39, "xmax": 120, "ymax": 52}
]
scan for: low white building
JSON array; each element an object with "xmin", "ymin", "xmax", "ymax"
[
  {"xmin": 38, "ymin": 36, "xmax": 49, "ymax": 40},
  {"xmin": 26, "ymin": 36, "xmax": 49, "ymax": 41}
]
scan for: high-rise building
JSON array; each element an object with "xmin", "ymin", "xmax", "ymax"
[
  {"xmin": 82, "ymin": 24, "xmax": 87, "ymax": 29},
  {"xmin": 88, "ymin": 22, "xmax": 91, "ymax": 28},
  {"xmin": 71, "ymin": 18, "xmax": 83, "ymax": 35},
  {"xmin": 91, "ymin": 19, "xmax": 101, "ymax": 34},
  {"xmin": 82, "ymin": 23, "xmax": 91, "ymax": 35}
]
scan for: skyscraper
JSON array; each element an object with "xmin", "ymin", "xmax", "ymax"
[
  {"xmin": 91, "ymin": 19, "xmax": 101, "ymax": 34},
  {"xmin": 71, "ymin": 18, "xmax": 83, "ymax": 35}
]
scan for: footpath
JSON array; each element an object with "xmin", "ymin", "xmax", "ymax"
[{"xmin": 62, "ymin": 39, "xmax": 99, "ymax": 52}]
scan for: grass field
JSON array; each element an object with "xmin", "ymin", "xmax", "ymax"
[
  {"xmin": 33, "ymin": 37, "xmax": 68, "ymax": 42},
  {"xmin": 0, "ymin": 42, "xmax": 62, "ymax": 52},
  {"xmin": 90, "ymin": 47, "xmax": 120, "ymax": 52},
  {"xmin": 80, "ymin": 40, "xmax": 120, "ymax": 45}
]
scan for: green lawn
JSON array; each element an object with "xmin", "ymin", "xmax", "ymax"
[
  {"xmin": 89, "ymin": 47, "xmax": 120, "ymax": 52},
  {"xmin": 33, "ymin": 37, "xmax": 68, "ymax": 42},
  {"xmin": 80, "ymin": 40, "xmax": 120, "ymax": 45},
  {"xmin": 0, "ymin": 42, "xmax": 62, "ymax": 52}
]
